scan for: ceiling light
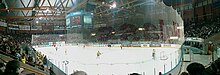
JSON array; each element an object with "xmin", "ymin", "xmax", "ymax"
[
  {"xmin": 170, "ymin": 36, "xmax": 178, "ymax": 39},
  {"xmin": 112, "ymin": 3, "xmax": 116, "ymax": 8},
  {"xmin": 110, "ymin": 1, "xmax": 116, "ymax": 9},
  {"xmin": 39, "ymin": 17, "xmax": 42, "ymax": 19},
  {"xmin": 36, "ymin": 21, "xmax": 39, "ymax": 23},
  {"xmin": 33, "ymin": 8, "xmax": 35, "ymax": 11},
  {"xmin": 45, "ymin": 8, "xmax": 49, "ymax": 12},
  {"xmin": 138, "ymin": 28, "xmax": 145, "ymax": 31},
  {"xmin": 91, "ymin": 33, "xmax": 96, "ymax": 36}
]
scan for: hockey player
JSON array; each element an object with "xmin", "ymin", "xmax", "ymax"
[
  {"xmin": 83, "ymin": 45, "xmax": 85, "ymax": 48},
  {"xmin": 65, "ymin": 49, "xmax": 67, "ymax": 55},
  {"xmin": 152, "ymin": 49, "xmax": 156, "ymax": 59},
  {"xmin": 96, "ymin": 51, "xmax": 102, "ymax": 59},
  {"xmin": 55, "ymin": 47, "xmax": 58, "ymax": 51}
]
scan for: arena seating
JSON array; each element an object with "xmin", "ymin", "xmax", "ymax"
[
  {"xmin": 0, "ymin": 33, "xmax": 51, "ymax": 75},
  {"xmin": 185, "ymin": 19, "xmax": 220, "ymax": 39}
]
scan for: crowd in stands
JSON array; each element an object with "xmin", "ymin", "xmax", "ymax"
[
  {"xmin": 184, "ymin": 19, "xmax": 220, "ymax": 39},
  {"xmin": 96, "ymin": 19, "xmax": 220, "ymax": 42},
  {"xmin": 0, "ymin": 33, "xmax": 50, "ymax": 75},
  {"xmin": 95, "ymin": 23, "xmax": 162, "ymax": 42}
]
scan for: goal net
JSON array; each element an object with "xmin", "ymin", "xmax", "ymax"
[{"xmin": 160, "ymin": 51, "xmax": 168, "ymax": 60}]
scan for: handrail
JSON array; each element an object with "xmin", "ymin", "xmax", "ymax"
[
  {"xmin": 0, "ymin": 54, "xmax": 7, "ymax": 63},
  {"xmin": 0, "ymin": 50, "xmax": 48, "ymax": 75},
  {"xmin": 20, "ymin": 62, "xmax": 48, "ymax": 75},
  {"xmin": 204, "ymin": 62, "xmax": 212, "ymax": 68}
]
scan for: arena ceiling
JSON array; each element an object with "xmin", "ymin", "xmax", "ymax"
[
  {"xmin": 0, "ymin": 0, "xmax": 78, "ymax": 24},
  {"xmin": 0, "ymin": 0, "xmax": 169, "ymax": 26}
]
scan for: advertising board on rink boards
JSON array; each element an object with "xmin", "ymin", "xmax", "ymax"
[{"xmin": 91, "ymin": 44, "xmax": 180, "ymax": 48}]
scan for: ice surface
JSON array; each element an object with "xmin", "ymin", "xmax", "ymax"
[{"xmin": 37, "ymin": 46, "xmax": 179, "ymax": 75}]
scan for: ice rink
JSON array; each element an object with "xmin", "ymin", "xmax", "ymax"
[{"xmin": 37, "ymin": 46, "xmax": 180, "ymax": 75}]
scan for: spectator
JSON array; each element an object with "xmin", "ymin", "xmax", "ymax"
[
  {"xmin": 186, "ymin": 62, "xmax": 205, "ymax": 75},
  {"xmin": 71, "ymin": 71, "xmax": 87, "ymax": 75},
  {"xmin": 21, "ymin": 53, "xmax": 26, "ymax": 64},
  {"xmin": 43, "ymin": 55, "xmax": 48, "ymax": 69},
  {"xmin": 2, "ymin": 60, "xmax": 20, "ymax": 75},
  {"xmin": 129, "ymin": 73, "xmax": 141, "ymax": 75},
  {"xmin": 27, "ymin": 55, "xmax": 35, "ymax": 67},
  {"xmin": 0, "ymin": 62, "xmax": 4, "ymax": 75},
  {"xmin": 180, "ymin": 72, "xmax": 188, "ymax": 75},
  {"xmin": 159, "ymin": 72, "xmax": 162, "ymax": 75},
  {"xmin": 49, "ymin": 67, "xmax": 55, "ymax": 75}
]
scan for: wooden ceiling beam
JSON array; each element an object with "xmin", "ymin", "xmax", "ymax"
[
  {"xmin": 0, "ymin": 7, "xmax": 70, "ymax": 11},
  {"xmin": 10, "ymin": 20, "xmax": 65, "ymax": 23},
  {"xmin": 1, "ymin": 16, "xmax": 65, "ymax": 19},
  {"xmin": 0, "ymin": 7, "xmax": 34, "ymax": 10}
]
